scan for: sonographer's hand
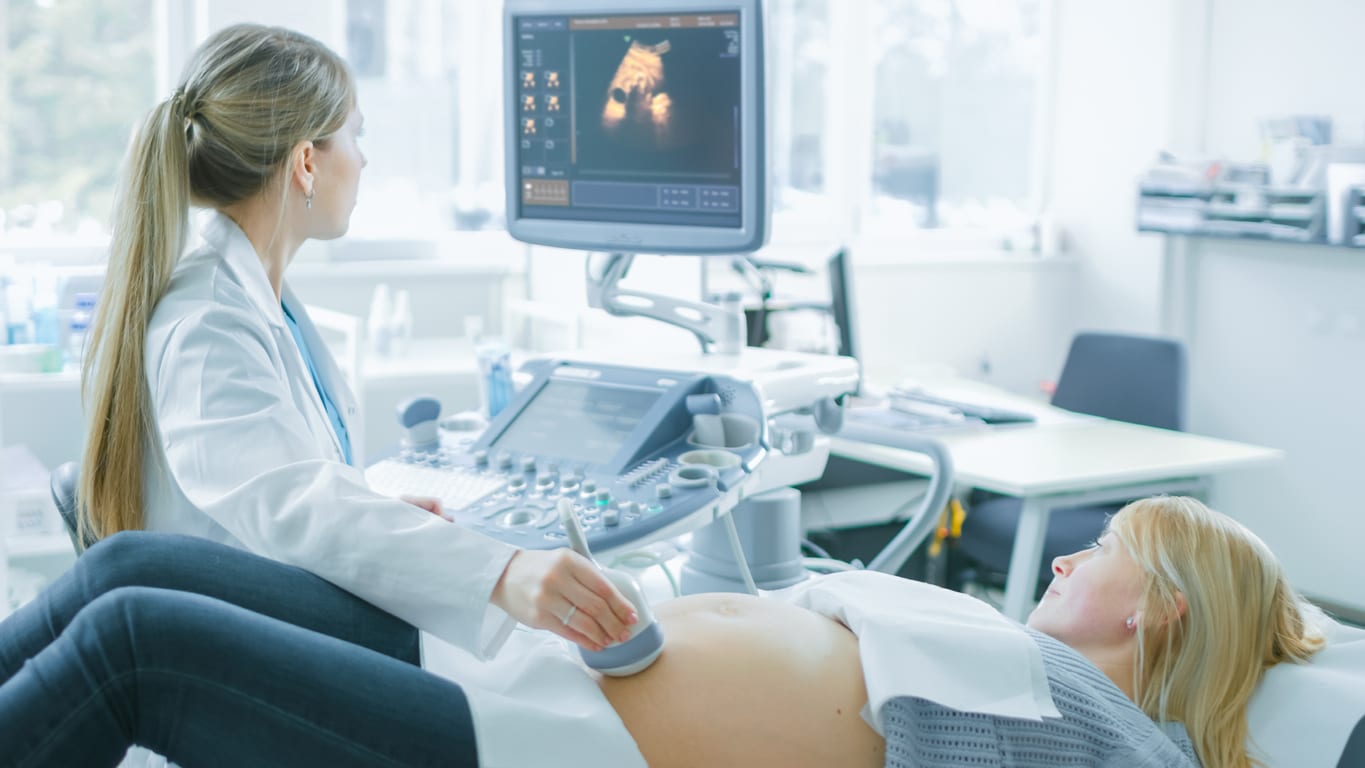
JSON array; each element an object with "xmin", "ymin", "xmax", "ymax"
[
  {"xmin": 491, "ymin": 548, "xmax": 639, "ymax": 652},
  {"xmin": 399, "ymin": 495, "xmax": 445, "ymax": 519}
]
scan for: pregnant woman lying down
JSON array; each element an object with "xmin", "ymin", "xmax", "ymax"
[{"xmin": 0, "ymin": 496, "xmax": 1321, "ymax": 768}]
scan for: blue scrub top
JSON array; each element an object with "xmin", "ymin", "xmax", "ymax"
[{"xmin": 282, "ymin": 303, "xmax": 353, "ymax": 466}]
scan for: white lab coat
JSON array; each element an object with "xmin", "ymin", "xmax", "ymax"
[{"xmin": 142, "ymin": 211, "xmax": 516, "ymax": 657}]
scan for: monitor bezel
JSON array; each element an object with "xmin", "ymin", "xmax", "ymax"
[{"xmin": 503, "ymin": 0, "xmax": 767, "ymax": 255}]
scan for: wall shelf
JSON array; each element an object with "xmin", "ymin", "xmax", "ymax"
[
  {"xmin": 1137, "ymin": 226, "xmax": 1365, "ymax": 250},
  {"xmin": 1137, "ymin": 181, "xmax": 1329, "ymax": 244}
]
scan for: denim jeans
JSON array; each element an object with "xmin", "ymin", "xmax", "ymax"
[{"xmin": 0, "ymin": 532, "xmax": 478, "ymax": 767}]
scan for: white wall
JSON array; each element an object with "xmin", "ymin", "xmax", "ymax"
[
  {"xmin": 1044, "ymin": 0, "xmax": 1364, "ymax": 610},
  {"xmin": 1179, "ymin": 239, "xmax": 1365, "ymax": 608},
  {"xmin": 1203, "ymin": 0, "xmax": 1365, "ymax": 157},
  {"xmin": 1165, "ymin": 0, "xmax": 1365, "ymax": 610},
  {"xmin": 1047, "ymin": 0, "xmax": 1177, "ymax": 335}
]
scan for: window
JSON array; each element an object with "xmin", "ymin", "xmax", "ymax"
[
  {"xmin": 0, "ymin": 0, "xmax": 506, "ymax": 245},
  {"xmin": 768, "ymin": 0, "xmax": 829, "ymax": 201},
  {"xmin": 765, "ymin": 0, "xmax": 1049, "ymax": 248},
  {"xmin": 765, "ymin": 0, "xmax": 840, "ymax": 242},
  {"xmin": 0, "ymin": 0, "xmax": 156, "ymax": 239},
  {"xmin": 0, "ymin": 0, "xmax": 1049, "ymax": 252},
  {"xmin": 342, "ymin": 0, "xmax": 505, "ymax": 236},
  {"xmin": 866, "ymin": 0, "xmax": 1044, "ymax": 235}
]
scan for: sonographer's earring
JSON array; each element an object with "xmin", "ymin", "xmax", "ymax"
[
  {"xmin": 306, "ymin": 189, "xmax": 314, "ymax": 210},
  {"xmin": 1125, "ymin": 616, "xmax": 1136, "ymax": 629}
]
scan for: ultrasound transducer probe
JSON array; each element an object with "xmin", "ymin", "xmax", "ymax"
[{"xmin": 559, "ymin": 498, "xmax": 665, "ymax": 677}]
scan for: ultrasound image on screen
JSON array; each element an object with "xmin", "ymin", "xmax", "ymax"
[
  {"xmin": 491, "ymin": 379, "xmax": 662, "ymax": 466},
  {"xmin": 573, "ymin": 28, "xmax": 739, "ymax": 178}
]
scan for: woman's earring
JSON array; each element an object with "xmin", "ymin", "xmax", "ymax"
[
  {"xmin": 1125, "ymin": 616, "xmax": 1136, "ymax": 629},
  {"xmin": 306, "ymin": 189, "xmax": 314, "ymax": 210}
]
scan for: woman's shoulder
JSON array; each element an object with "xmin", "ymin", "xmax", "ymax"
[
  {"xmin": 147, "ymin": 245, "xmax": 274, "ymax": 370},
  {"xmin": 881, "ymin": 628, "xmax": 1201, "ymax": 767},
  {"xmin": 1021, "ymin": 628, "xmax": 1201, "ymax": 766},
  {"xmin": 154, "ymin": 245, "xmax": 260, "ymax": 325}
]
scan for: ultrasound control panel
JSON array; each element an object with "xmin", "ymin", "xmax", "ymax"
[{"xmin": 366, "ymin": 358, "xmax": 768, "ymax": 555}]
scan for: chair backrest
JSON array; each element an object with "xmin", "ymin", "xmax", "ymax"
[
  {"xmin": 48, "ymin": 461, "xmax": 94, "ymax": 553},
  {"xmin": 1051, "ymin": 332, "xmax": 1186, "ymax": 431}
]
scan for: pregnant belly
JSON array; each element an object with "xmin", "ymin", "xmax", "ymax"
[{"xmin": 596, "ymin": 592, "xmax": 884, "ymax": 768}]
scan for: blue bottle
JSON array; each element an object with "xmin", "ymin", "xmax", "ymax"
[{"xmin": 477, "ymin": 340, "xmax": 514, "ymax": 419}]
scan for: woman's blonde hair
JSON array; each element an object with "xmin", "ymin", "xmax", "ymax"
[
  {"xmin": 1108, "ymin": 496, "xmax": 1324, "ymax": 768},
  {"xmin": 79, "ymin": 24, "xmax": 354, "ymax": 543}
]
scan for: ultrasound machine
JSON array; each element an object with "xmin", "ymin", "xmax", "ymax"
[
  {"xmin": 356, "ymin": 3, "xmax": 1365, "ymax": 754},
  {"xmin": 365, "ymin": 0, "xmax": 954, "ymax": 602}
]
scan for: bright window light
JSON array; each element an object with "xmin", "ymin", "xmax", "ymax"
[{"xmin": 0, "ymin": 0, "xmax": 156, "ymax": 239}]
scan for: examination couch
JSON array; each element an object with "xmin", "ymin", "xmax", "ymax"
[{"xmin": 47, "ymin": 463, "xmax": 1365, "ymax": 767}]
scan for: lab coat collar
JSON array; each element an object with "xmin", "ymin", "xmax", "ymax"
[
  {"xmin": 201, "ymin": 210, "xmax": 287, "ymax": 330},
  {"xmin": 200, "ymin": 210, "xmax": 363, "ymax": 467}
]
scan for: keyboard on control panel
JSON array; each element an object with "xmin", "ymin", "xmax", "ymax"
[{"xmin": 365, "ymin": 459, "xmax": 506, "ymax": 512}]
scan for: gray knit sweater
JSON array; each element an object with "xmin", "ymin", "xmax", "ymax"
[{"xmin": 881, "ymin": 628, "xmax": 1201, "ymax": 767}]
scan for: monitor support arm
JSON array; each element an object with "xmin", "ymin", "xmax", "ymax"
[{"xmin": 586, "ymin": 252, "xmax": 746, "ymax": 354}]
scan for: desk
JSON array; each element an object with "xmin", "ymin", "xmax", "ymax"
[{"xmin": 830, "ymin": 384, "xmax": 1282, "ymax": 621}]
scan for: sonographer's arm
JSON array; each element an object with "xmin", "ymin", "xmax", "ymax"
[{"xmin": 148, "ymin": 298, "xmax": 518, "ymax": 656}]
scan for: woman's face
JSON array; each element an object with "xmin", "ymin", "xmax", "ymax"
[
  {"xmin": 1026, "ymin": 532, "xmax": 1145, "ymax": 652},
  {"xmin": 311, "ymin": 107, "xmax": 367, "ymax": 238}
]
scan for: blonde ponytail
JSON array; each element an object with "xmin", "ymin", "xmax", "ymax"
[
  {"xmin": 79, "ymin": 24, "xmax": 354, "ymax": 543},
  {"xmin": 79, "ymin": 97, "xmax": 190, "ymax": 542},
  {"xmin": 1109, "ymin": 497, "xmax": 1324, "ymax": 768}
]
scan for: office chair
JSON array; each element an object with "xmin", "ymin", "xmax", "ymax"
[
  {"xmin": 49, "ymin": 461, "xmax": 95, "ymax": 553},
  {"xmin": 949, "ymin": 332, "xmax": 1187, "ymax": 598}
]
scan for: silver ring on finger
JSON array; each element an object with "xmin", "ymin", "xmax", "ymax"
[{"xmin": 561, "ymin": 605, "xmax": 577, "ymax": 626}]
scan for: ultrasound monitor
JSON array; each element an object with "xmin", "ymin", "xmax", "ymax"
[
  {"xmin": 488, "ymin": 378, "xmax": 666, "ymax": 468},
  {"xmin": 504, "ymin": 0, "xmax": 767, "ymax": 255}
]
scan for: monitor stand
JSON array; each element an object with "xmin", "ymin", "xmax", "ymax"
[
  {"xmin": 586, "ymin": 252, "xmax": 746, "ymax": 354},
  {"xmin": 580, "ymin": 251, "xmax": 954, "ymax": 585}
]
